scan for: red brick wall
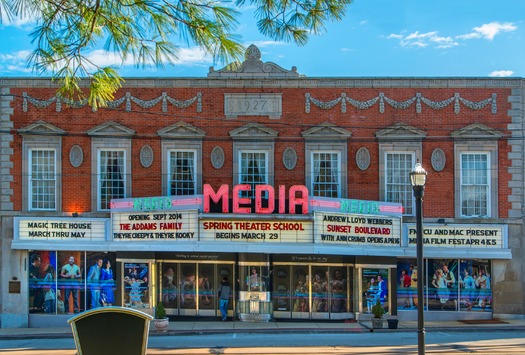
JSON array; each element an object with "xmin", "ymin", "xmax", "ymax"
[{"xmin": 8, "ymin": 85, "xmax": 512, "ymax": 218}]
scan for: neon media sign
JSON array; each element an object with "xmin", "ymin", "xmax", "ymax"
[
  {"xmin": 125, "ymin": 184, "xmax": 397, "ymax": 216},
  {"xmin": 130, "ymin": 184, "xmax": 309, "ymax": 215}
]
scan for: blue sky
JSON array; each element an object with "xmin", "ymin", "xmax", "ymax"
[{"xmin": 0, "ymin": 0, "xmax": 523, "ymax": 78}]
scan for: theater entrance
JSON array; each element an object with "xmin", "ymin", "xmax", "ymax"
[
  {"xmin": 158, "ymin": 260, "xmax": 235, "ymax": 317},
  {"xmin": 272, "ymin": 263, "xmax": 354, "ymax": 320}
]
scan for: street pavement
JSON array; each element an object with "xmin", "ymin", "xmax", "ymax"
[
  {"xmin": 1, "ymin": 317, "xmax": 525, "ymax": 339},
  {"xmin": 2, "ymin": 318, "xmax": 525, "ymax": 355}
]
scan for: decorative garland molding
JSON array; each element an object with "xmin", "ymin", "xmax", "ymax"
[
  {"xmin": 305, "ymin": 92, "xmax": 497, "ymax": 115},
  {"xmin": 22, "ymin": 92, "xmax": 202, "ymax": 113}
]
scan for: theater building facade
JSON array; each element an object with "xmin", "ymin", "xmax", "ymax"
[{"xmin": 1, "ymin": 45, "xmax": 524, "ymax": 328}]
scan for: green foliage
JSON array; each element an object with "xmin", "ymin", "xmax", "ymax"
[
  {"xmin": 0, "ymin": 0, "xmax": 353, "ymax": 108},
  {"xmin": 155, "ymin": 302, "xmax": 167, "ymax": 319},
  {"xmin": 371, "ymin": 300, "xmax": 385, "ymax": 318}
]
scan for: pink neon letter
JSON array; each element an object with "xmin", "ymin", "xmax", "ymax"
[
  {"xmin": 233, "ymin": 184, "xmax": 252, "ymax": 213},
  {"xmin": 255, "ymin": 185, "xmax": 275, "ymax": 214},
  {"xmin": 289, "ymin": 185, "xmax": 309, "ymax": 214},
  {"xmin": 203, "ymin": 184, "xmax": 229, "ymax": 213}
]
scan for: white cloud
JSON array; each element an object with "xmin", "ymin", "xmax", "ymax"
[
  {"xmin": 386, "ymin": 34, "xmax": 403, "ymax": 40},
  {"xmin": 457, "ymin": 22, "xmax": 517, "ymax": 40},
  {"xmin": 0, "ymin": 50, "xmax": 31, "ymax": 61},
  {"xmin": 489, "ymin": 70, "xmax": 514, "ymax": 77},
  {"xmin": 0, "ymin": 50, "xmax": 32, "ymax": 74},
  {"xmin": 248, "ymin": 40, "xmax": 286, "ymax": 48},
  {"xmin": 85, "ymin": 47, "xmax": 212, "ymax": 68},
  {"xmin": 387, "ymin": 31, "xmax": 458, "ymax": 49},
  {"xmin": 0, "ymin": 46, "xmax": 216, "ymax": 75},
  {"xmin": 0, "ymin": 11, "xmax": 37, "ymax": 27},
  {"xmin": 405, "ymin": 31, "xmax": 437, "ymax": 40}
]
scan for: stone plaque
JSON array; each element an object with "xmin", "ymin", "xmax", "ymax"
[
  {"xmin": 431, "ymin": 148, "xmax": 446, "ymax": 172},
  {"xmin": 69, "ymin": 145, "xmax": 84, "ymax": 168},
  {"xmin": 140, "ymin": 145, "xmax": 154, "ymax": 168},
  {"xmin": 224, "ymin": 93, "xmax": 282, "ymax": 119}
]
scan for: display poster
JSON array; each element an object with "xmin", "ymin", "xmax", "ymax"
[
  {"xmin": 405, "ymin": 224, "xmax": 505, "ymax": 248},
  {"xmin": 123, "ymin": 262, "xmax": 149, "ymax": 309},
  {"xmin": 111, "ymin": 210, "xmax": 198, "ymax": 241},
  {"xmin": 17, "ymin": 218, "xmax": 107, "ymax": 241},
  {"xmin": 199, "ymin": 219, "xmax": 312, "ymax": 243},
  {"xmin": 314, "ymin": 212, "xmax": 401, "ymax": 246}
]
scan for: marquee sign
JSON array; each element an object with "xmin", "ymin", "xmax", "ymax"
[
  {"xmin": 16, "ymin": 217, "xmax": 107, "ymax": 241},
  {"xmin": 199, "ymin": 219, "xmax": 312, "ymax": 243},
  {"xmin": 314, "ymin": 212, "xmax": 402, "ymax": 246},
  {"xmin": 404, "ymin": 224, "xmax": 506, "ymax": 248},
  {"xmin": 110, "ymin": 184, "xmax": 401, "ymax": 218},
  {"xmin": 111, "ymin": 210, "xmax": 199, "ymax": 241}
]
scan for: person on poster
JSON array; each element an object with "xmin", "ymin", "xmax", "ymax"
[
  {"xmin": 29, "ymin": 254, "xmax": 43, "ymax": 311},
  {"xmin": 100, "ymin": 259, "xmax": 115, "ymax": 306},
  {"xmin": 218, "ymin": 276, "xmax": 231, "ymax": 321},
  {"xmin": 400, "ymin": 269, "xmax": 412, "ymax": 308},
  {"xmin": 366, "ymin": 277, "xmax": 379, "ymax": 313},
  {"xmin": 162, "ymin": 266, "xmax": 177, "ymax": 305},
  {"xmin": 476, "ymin": 268, "xmax": 490, "ymax": 310},
  {"xmin": 377, "ymin": 275, "xmax": 387, "ymax": 305},
  {"xmin": 200, "ymin": 273, "xmax": 212, "ymax": 306},
  {"xmin": 248, "ymin": 267, "xmax": 261, "ymax": 291},
  {"xmin": 460, "ymin": 268, "xmax": 476, "ymax": 310},
  {"xmin": 433, "ymin": 268, "xmax": 449, "ymax": 307},
  {"xmin": 312, "ymin": 270, "xmax": 328, "ymax": 312},
  {"xmin": 60, "ymin": 256, "xmax": 81, "ymax": 313},
  {"xmin": 87, "ymin": 258, "xmax": 102, "ymax": 309},
  {"xmin": 293, "ymin": 275, "xmax": 308, "ymax": 312},
  {"xmin": 127, "ymin": 277, "xmax": 144, "ymax": 307},
  {"xmin": 410, "ymin": 265, "xmax": 419, "ymax": 308},
  {"xmin": 443, "ymin": 263, "xmax": 457, "ymax": 308},
  {"xmin": 42, "ymin": 264, "xmax": 56, "ymax": 314},
  {"xmin": 181, "ymin": 270, "xmax": 196, "ymax": 307}
]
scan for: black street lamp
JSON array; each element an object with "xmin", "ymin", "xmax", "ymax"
[{"xmin": 410, "ymin": 160, "xmax": 427, "ymax": 355}]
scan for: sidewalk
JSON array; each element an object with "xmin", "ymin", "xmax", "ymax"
[{"xmin": 1, "ymin": 318, "xmax": 525, "ymax": 340}]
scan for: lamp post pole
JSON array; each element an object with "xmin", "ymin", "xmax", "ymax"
[
  {"xmin": 414, "ymin": 184, "xmax": 425, "ymax": 355},
  {"xmin": 410, "ymin": 160, "xmax": 427, "ymax": 355}
]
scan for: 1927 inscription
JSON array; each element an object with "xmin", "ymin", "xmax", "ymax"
[{"xmin": 224, "ymin": 93, "xmax": 282, "ymax": 119}]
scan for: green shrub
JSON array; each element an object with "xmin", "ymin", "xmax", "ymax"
[
  {"xmin": 371, "ymin": 300, "xmax": 385, "ymax": 318},
  {"xmin": 155, "ymin": 302, "xmax": 167, "ymax": 319}
]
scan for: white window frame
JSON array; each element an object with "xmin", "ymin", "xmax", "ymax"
[
  {"xmin": 91, "ymin": 138, "xmax": 132, "ymax": 212},
  {"xmin": 167, "ymin": 149, "xmax": 197, "ymax": 196},
  {"xmin": 383, "ymin": 151, "xmax": 415, "ymax": 216},
  {"xmin": 310, "ymin": 150, "xmax": 341, "ymax": 198},
  {"xmin": 161, "ymin": 141, "xmax": 202, "ymax": 196},
  {"xmin": 376, "ymin": 123, "xmax": 426, "ymax": 217},
  {"xmin": 28, "ymin": 148, "xmax": 57, "ymax": 211},
  {"xmin": 238, "ymin": 150, "xmax": 269, "ymax": 198},
  {"xmin": 97, "ymin": 149, "xmax": 126, "ymax": 211},
  {"xmin": 451, "ymin": 123, "xmax": 500, "ymax": 219},
  {"xmin": 232, "ymin": 142, "xmax": 274, "ymax": 191},
  {"xmin": 459, "ymin": 152, "xmax": 490, "ymax": 218},
  {"xmin": 22, "ymin": 137, "xmax": 62, "ymax": 212}
]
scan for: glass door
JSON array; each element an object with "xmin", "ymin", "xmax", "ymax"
[
  {"xmin": 160, "ymin": 262, "xmax": 178, "ymax": 315},
  {"xmin": 179, "ymin": 263, "xmax": 197, "ymax": 315},
  {"xmin": 197, "ymin": 264, "xmax": 216, "ymax": 316},
  {"xmin": 273, "ymin": 265, "xmax": 292, "ymax": 318},
  {"xmin": 290, "ymin": 265, "xmax": 309, "ymax": 318},
  {"xmin": 329, "ymin": 266, "xmax": 349, "ymax": 319},
  {"xmin": 217, "ymin": 263, "xmax": 234, "ymax": 318}
]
